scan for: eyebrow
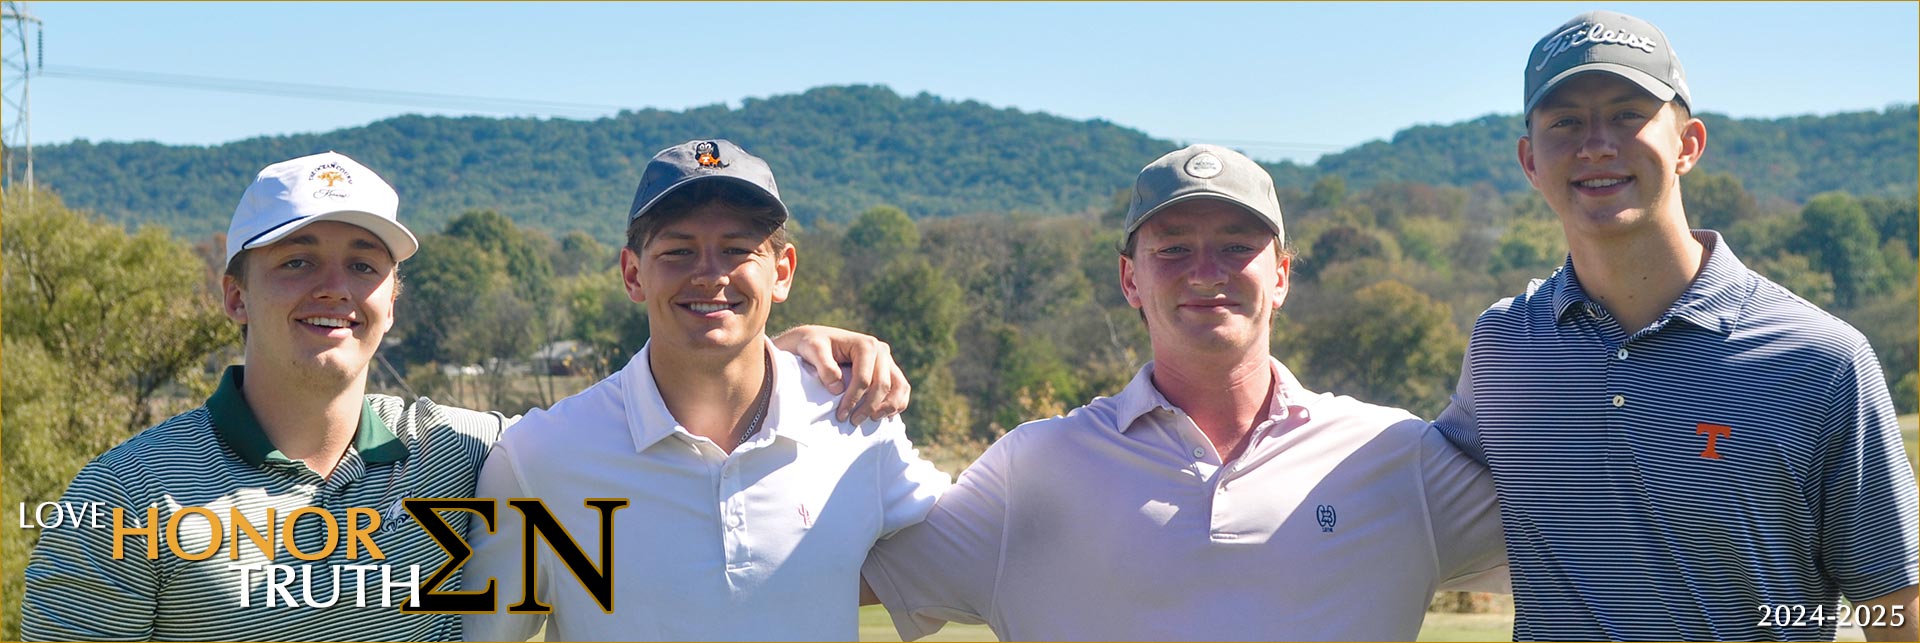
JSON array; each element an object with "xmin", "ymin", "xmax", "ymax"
[{"xmin": 656, "ymin": 230, "xmax": 766, "ymax": 241}]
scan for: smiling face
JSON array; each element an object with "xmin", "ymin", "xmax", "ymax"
[
  {"xmin": 621, "ymin": 201, "xmax": 795, "ymax": 357},
  {"xmin": 1120, "ymin": 199, "xmax": 1288, "ymax": 358},
  {"xmin": 1519, "ymin": 72, "xmax": 1706, "ymax": 243},
  {"xmin": 223, "ymin": 220, "xmax": 398, "ymax": 386}
]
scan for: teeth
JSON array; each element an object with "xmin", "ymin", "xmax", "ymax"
[
  {"xmin": 304, "ymin": 317, "xmax": 353, "ymax": 328},
  {"xmin": 687, "ymin": 302, "xmax": 730, "ymax": 314},
  {"xmin": 1578, "ymin": 178, "xmax": 1626, "ymax": 188}
]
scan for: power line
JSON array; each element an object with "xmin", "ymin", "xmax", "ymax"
[
  {"xmin": 38, "ymin": 63, "xmax": 1353, "ymax": 156},
  {"xmin": 40, "ymin": 63, "xmax": 631, "ymax": 118}
]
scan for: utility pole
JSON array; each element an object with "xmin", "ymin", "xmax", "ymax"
[{"xmin": 3, "ymin": 0, "xmax": 42, "ymax": 196}]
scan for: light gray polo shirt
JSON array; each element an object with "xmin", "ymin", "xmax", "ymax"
[{"xmin": 862, "ymin": 359, "xmax": 1507, "ymax": 641}]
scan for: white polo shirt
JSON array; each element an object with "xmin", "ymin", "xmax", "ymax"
[
  {"xmin": 461, "ymin": 342, "xmax": 951, "ymax": 642},
  {"xmin": 862, "ymin": 359, "xmax": 1507, "ymax": 641}
]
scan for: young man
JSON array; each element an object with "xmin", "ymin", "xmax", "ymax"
[
  {"xmin": 460, "ymin": 140, "xmax": 951, "ymax": 641},
  {"xmin": 21, "ymin": 151, "xmax": 906, "ymax": 642},
  {"xmin": 859, "ymin": 144, "xmax": 1505, "ymax": 640},
  {"xmin": 1434, "ymin": 11, "xmax": 1919, "ymax": 641}
]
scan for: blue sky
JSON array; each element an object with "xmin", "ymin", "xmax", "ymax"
[{"xmin": 13, "ymin": 1, "xmax": 1918, "ymax": 163}]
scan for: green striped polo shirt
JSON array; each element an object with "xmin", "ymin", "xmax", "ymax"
[{"xmin": 23, "ymin": 366, "xmax": 506, "ymax": 642}]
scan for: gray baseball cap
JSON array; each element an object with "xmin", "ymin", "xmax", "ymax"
[
  {"xmin": 1524, "ymin": 10, "xmax": 1691, "ymax": 118},
  {"xmin": 1124, "ymin": 144, "xmax": 1283, "ymax": 241},
  {"xmin": 628, "ymin": 139, "xmax": 788, "ymax": 223}
]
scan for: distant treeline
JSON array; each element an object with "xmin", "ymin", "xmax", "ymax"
[{"xmin": 24, "ymin": 84, "xmax": 1919, "ymax": 245}]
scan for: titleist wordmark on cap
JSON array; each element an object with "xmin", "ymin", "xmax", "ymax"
[{"xmin": 1523, "ymin": 10, "xmax": 1691, "ymax": 117}]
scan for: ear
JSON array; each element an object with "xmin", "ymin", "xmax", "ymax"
[
  {"xmin": 770, "ymin": 243, "xmax": 796, "ymax": 303},
  {"xmin": 1673, "ymin": 116, "xmax": 1707, "ymax": 176},
  {"xmin": 1517, "ymin": 135, "xmax": 1540, "ymax": 190},
  {"xmin": 620, "ymin": 247, "xmax": 647, "ymax": 304},
  {"xmin": 1271, "ymin": 252, "xmax": 1291, "ymax": 311},
  {"xmin": 1119, "ymin": 254, "xmax": 1143, "ymax": 309},
  {"xmin": 222, "ymin": 273, "xmax": 249, "ymax": 324}
]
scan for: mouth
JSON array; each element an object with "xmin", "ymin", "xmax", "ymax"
[
  {"xmin": 299, "ymin": 316, "xmax": 360, "ymax": 333},
  {"xmin": 1179, "ymin": 299, "xmax": 1241, "ymax": 311},
  {"xmin": 680, "ymin": 301, "xmax": 739, "ymax": 316},
  {"xmin": 1572, "ymin": 175, "xmax": 1633, "ymax": 194}
]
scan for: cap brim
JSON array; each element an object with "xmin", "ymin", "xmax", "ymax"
[
  {"xmin": 241, "ymin": 210, "xmax": 420, "ymax": 264},
  {"xmin": 628, "ymin": 175, "xmax": 790, "ymax": 223},
  {"xmin": 1524, "ymin": 63, "xmax": 1679, "ymax": 117},
  {"xmin": 1126, "ymin": 192, "xmax": 1283, "ymax": 237}
]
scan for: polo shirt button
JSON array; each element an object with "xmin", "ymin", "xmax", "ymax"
[
  {"xmin": 1192, "ymin": 447, "xmax": 1205, "ymax": 459},
  {"xmin": 1616, "ymin": 348, "xmax": 1629, "ymax": 360},
  {"xmin": 1611, "ymin": 394, "xmax": 1626, "ymax": 408}
]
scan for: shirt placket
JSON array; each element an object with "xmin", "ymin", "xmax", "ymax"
[{"xmin": 708, "ymin": 443, "xmax": 754, "ymax": 589}]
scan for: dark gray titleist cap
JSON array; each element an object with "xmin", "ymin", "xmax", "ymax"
[
  {"xmin": 628, "ymin": 139, "xmax": 788, "ymax": 223},
  {"xmin": 1523, "ymin": 10, "xmax": 1691, "ymax": 118},
  {"xmin": 1123, "ymin": 144, "xmax": 1283, "ymax": 242}
]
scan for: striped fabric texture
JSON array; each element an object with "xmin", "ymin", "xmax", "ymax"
[
  {"xmin": 1436, "ymin": 232, "xmax": 1920, "ymax": 641},
  {"xmin": 23, "ymin": 368, "xmax": 505, "ymax": 642}
]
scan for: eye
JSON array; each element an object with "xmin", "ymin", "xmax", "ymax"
[
  {"xmin": 1155, "ymin": 245, "xmax": 1189, "ymax": 257},
  {"xmin": 281, "ymin": 258, "xmax": 312, "ymax": 269},
  {"xmin": 658, "ymin": 248, "xmax": 693, "ymax": 258},
  {"xmin": 350, "ymin": 261, "xmax": 378, "ymax": 274},
  {"xmin": 1614, "ymin": 109, "xmax": 1648, "ymax": 121},
  {"xmin": 1226, "ymin": 243, "xmax": 1258, "ymax": 253},
  {"xmin": 1550, "ymin": 116, "xmax": 1579, "ymax": 129}
]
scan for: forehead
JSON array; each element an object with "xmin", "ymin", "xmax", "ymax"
[{"xmin": 1137, "ymin": 199, "xmax": 1273, "ymax": 237}]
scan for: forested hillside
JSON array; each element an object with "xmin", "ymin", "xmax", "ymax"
[{"xmin": 29, "ymin": 85, "xmax": 1918, "ymax": 245}]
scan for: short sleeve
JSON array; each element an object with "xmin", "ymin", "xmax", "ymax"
[
  {"xmin": 872, "ymin": 417, "xmax": 952, "ymax": 537},
  {"xmin": 22, "ymin": 462, "xmax": 159, "ymax": 642},
  {"xmin": 1434, "ymin": 350, "xmax": 1488, "ymax": 466},
  {"xmin": 460, "ymin": 445, "xmax": 549, "ymax": 642},
  {"xmin": 1814, "ymin": 341, "xmax": 1920, "ymax": 602},
  {"xmin": 1418, "ymin": 424, "xmax": 1509, "ymax": 593},
  {"xmin": 862, "ymin": 432, "xmax": 1020, "ymax": 641}
]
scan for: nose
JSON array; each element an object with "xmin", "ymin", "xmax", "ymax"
[
  {"xmin": 1577, "ymin": 117, "xmax": 1618, "ymax": 161},
  {"xmin": 689, "ymin": 250, "xmax": 731, "ymax": 288},
  {"xmin": 1187, "ymin": 251, "xmax": 1228, "ymax": 289},
  {"xmin": 312, "ymin": 262, "xmax": 352, "ymax": 300}
]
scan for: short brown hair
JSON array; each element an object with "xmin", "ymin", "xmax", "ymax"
[{"xmin": 626, "ymin": 181, "xmax": 791, "ymax": 254}]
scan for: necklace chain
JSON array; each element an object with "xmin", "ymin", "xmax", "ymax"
[{"xmin": 734, "ymin": 357, "xmax": 775, "ymax": 449}]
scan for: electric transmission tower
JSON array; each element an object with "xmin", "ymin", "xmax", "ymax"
[{"xmin": 3, "ymin": 0, "xmax": 42, "ymax": 192}]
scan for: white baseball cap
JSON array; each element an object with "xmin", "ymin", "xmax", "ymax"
[{"xmin": 225, "ymin": 151, "xmax": 418, "ymax": 269}]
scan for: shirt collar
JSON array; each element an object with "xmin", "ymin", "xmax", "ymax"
[
  {"xmin": 206, "ymin": 365, "xmax": 407, "ymax": 469},
  {"xmin": 623, "ymin": 339, "xmax": 810, "ymax": 453},
  {"xmin": 1550, "ymin": 230, "xmax": 1752, "ymax": 336},
  {"xmin": 1110, "ymin": 357, "xmax": 1309, "ymax": 433}
]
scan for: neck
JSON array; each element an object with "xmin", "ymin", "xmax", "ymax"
[
  {"xmin": 1149, "ymin": 345, "xmax": 1274, "ymax": 462},
  {"xmin": 649, "ymin": 337, "xmax": 770, "ymax": 453},
  {"xmin": 238, "ymin": 362, "xmax": 367, "ymax": 479},
  {"xmin": 1567, "ymin": 219, "xmax": 1708, "ymax": 333}
]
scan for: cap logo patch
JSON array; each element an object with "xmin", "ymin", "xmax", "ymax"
[
  {"xmin": 695, "ymin": 141, "xmax": 728, "ymax": 168},
  {"xmin": 1537, "ymin": 21, "xmax": 1658, "ymax": 71},
  {"xmin": 307, "ymin": 162, "xmax": 354, "ymax": 200},
  {"xmin": 1184, "ymin": 152, "xmax": 1223, "ymax": 179}
]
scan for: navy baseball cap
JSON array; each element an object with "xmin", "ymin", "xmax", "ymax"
[{"xmin": 628, "ymin": 139, "xmax": 788, "ymax": 224}]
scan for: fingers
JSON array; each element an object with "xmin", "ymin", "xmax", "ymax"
[{"xmin": 841, "ymin": 352, "xmax": 881, "ymax": 424}]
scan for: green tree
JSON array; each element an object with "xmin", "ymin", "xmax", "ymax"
[
  {"xmin": 2, "ymin": 186, "xmax": 237, "ymax": 640},
  {"xmin": 1682, "ymin": 172, "xmax": 1759, "ymax": 231},
  {"xmin": 1305, "ymin": 175, "xmax": 1347, "ymax": 210},
  {"xmin": 1796, "ymin": 192, "xmax": 1892, "ymax": 307},
  {"xmin": 862, "ymin": 260, "xmax": 964, "ymax": 443},
  {"xmin": 1290, "ymin": 280, "xmax": 1464, "ymax": 418}
]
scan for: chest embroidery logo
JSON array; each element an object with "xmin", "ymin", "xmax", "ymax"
[
  {"xmin": 1695, "ymin": 422, "xmax": 1732, "ymax": 459},
  {"xmin": 797, "ymin": 503, "xmax": 812, "ymax": 528},
  {"xmin": 1315, "ymin": 504, "xmax": 1337, "ymax": 533}
]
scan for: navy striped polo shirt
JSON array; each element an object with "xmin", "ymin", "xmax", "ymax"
[{"xmin": 1435, "ymin": 231, "xmax": 1919, "ymax": 641}]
